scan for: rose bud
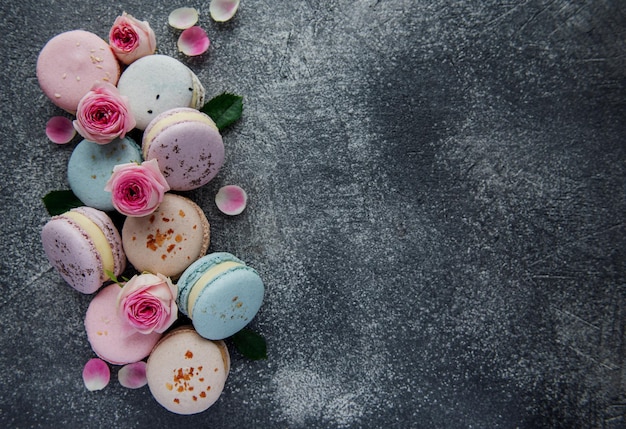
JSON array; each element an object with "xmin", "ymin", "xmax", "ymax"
[
  {"xmin": 104, "ymin": 159, "xmax": 170, "ymax": 217},
  {"xmin": 109, "ymin": 12, "xmax": 157, "ymax": 65},
  {"xmin": 73, "ymin": 82, "xmax": 136, "ymax": 144},
  {"xmin": 117, "ymin": 273, "xmax": 178, "ymax": 335}
]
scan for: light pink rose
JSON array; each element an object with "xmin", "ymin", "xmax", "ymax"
[
  {"xmin": 117, "ymin": 273, "xmax": 177, "ymax": 335},
  {"xmin": 104, "ymin": 159, "xmax": 170, "ymax": 217},
  {"xmin": 109, "ymin": 12, "xmax": 157, "ymax": 65},
  {"xmin": 73, "ymin": 83, "xmax": 136, "ymax": 144}
]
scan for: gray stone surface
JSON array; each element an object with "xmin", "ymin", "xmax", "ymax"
[{"xmin": 2, "ymin": 1, "xmax": 626, "ymax": 428}]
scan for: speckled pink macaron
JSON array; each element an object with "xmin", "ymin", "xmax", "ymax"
[
  {"xmin": 142, "ymin": 107, "xmax": 224, "ymax": 191},
  {"xmin": 36, "ymin": 30, "xmax": 120, "ymax": 113},
  {"xmin": 84, "ymin": 284, "xmax": 162, "ymax": 365}
]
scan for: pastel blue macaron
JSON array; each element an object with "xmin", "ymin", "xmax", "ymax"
[
  {"xmin": 67, "ymin": 137, "xmax": 142, "ymax": 211},
  {"xmin": 176, "ymin": 252, "xmax": 265, "ymax": 340}
]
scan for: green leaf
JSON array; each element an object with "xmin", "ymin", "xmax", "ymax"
[
  {"xmin": 105, "ymin": 270, "xmax": 119, "ymax": 283},
  {"xmin": 200, "ymin": 93, "xmax": 243, "ymax": 131},
  {"xmin": 42, "ymin": 190, "xmax": 83, "ymax": 216},
  {"xmin": 105, "ymin": 270, "xmax": 123, "ymax": 287},
  {"xmin": 105, "ymin": 270, "xmax": 130, "ymax": 287},
  {"xmin": 231, "ymin": 328, "xmax": 267, "ymax": 360}
]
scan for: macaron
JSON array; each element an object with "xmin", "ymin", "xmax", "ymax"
[
  {"xmin": 146, "ymin": 325, "xmax": 230, "ymax": 415},
  {"xmin": 67, "ymin": 137, "xmax": 143, "ymax": 211},
  {"xmin": 176, "ymin": 252, "xmax": 264, "ymax": 340},
  {"xmin": 84, "ymin": 284, "xmax": 162, "ymax": 365},
  {"xmin": 121, "ymin": 193, "xmax": 210, "ymax": 278},
  {"xmin": 142, "ymin": 107, "xmax": 224, "ymax": 191},
  {"xmin": 37, "ymin": 30, "xmax": 120, "ymax": 113},
  {"xmin": 41, "ymin": 207, "xmax": 126, "ymax": 294},
  {"xmin": 116, "ymin": 54, "xmax": 205, "ymax": 130}
]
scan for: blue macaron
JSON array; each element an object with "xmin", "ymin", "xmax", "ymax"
[
  {"xmin": 176, "ymin": 252, "xmax": 265, "ymax": 340},
  {"xmin": 67, "ymin": 137, "xmax": 142, "ymax": 211}
]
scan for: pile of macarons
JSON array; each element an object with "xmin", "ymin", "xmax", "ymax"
[{"xmin": 38, "ymin": 4, "xmax": 263, "ymax": 416}]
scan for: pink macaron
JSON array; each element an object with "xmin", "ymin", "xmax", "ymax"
[
  {"xmin": 84, "ymin": 284, "xmax": 162, "ymax": 365},
  {"xmin": 41, "ymin": 207, "xmax": 126, "ymax": 294},
  {"xmin": 37, "ymin": 30, "xmax": 120, "ymax": 113},
  {"xmin": 146, "ymin": 326, "xmax": 230, "ymax": 414},
  {"xmin": 142, "ymin": 107, "xmax": 224, "ymax": 191}
]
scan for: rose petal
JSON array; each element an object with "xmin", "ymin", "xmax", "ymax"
[
  {"xmin": 177, "ymin": 26, "xmax": 210, "ymax": 56},
  {"xmin": 46, "ymin": 116, "xmax": 76, "ymax": 144},
  {"xmin": 210, "ymin": 0, "xmax": 240, "ymax": 22},
  {"xmin": 215, "ymin": 184, "xmax": 247, "ymax": 215},
  {"xmin": 82, "ymin": 358, "xmax": 110, "ymax": 391},
  {"xmin": 168, "ymin": 7, "xmax": 199, "ymax": 29},
  {"xmin": 118, "ymin": 361, "xmax": 147, "ymax": 389}
]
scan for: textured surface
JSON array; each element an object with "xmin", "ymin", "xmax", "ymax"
[{"xmin": 1, "ymin": 1, "xmax": 625, "ymax": 428}]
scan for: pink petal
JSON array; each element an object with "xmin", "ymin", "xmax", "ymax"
[
  {"xmin": 177, "ymin": 26, "xmax": 210, "ymax": 56},
  {"xmin": 46, "ymin": 116, "xmax": 76, "ymax": 144},
  {"xmin": 82, "ymin": 358, "xmax": 110, "ymax": 391},
  {"xmin": 118, "ymin": 361, "xmax": 147, "ymax": 389},
  {"xmin": 168, "ymin": 7, "xmax": 199, "ymax": 29},
  {"xmin": 210, "ymin": 0, "xmax": 240, "ymax": 22},
  {"xmin": 215, "ymin": 184, "xmax": 247, "ymax": 215}
]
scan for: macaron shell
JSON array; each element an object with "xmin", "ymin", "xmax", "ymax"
[
  {"xmin": 68, "ymin": 137, "xmax": 143, "ymax": 211},
  {"xmin": 117, "ymin": 55, "xmax": 205, "ymax": 130},
  {"xmin": 42, "ymin": 215, "xmax": 105, "ymax": 294},
  {"xmin": 71, "ymin": 207, "xmax": 126, "ymax": 277},
  {"xmin": 191, "ymin": 266, "xmax": 264, "ymax": 340},
  {"xmin": 85, "ymin": 284, "xmax": 162, "ymax": 365},
  {"xmin": 121, "ymin": 194, "xmax": 210, "ymax": 278},
  {"xmin": 36, "ymin": 30, "xmax": 120, "ymax": 113},
  {"xmin": 143, "ymin": 108, "xmax": 224, "ymax": 191},
  {"xmin": 146, "ymin": 326, "xmax": 230, "ymax": 415},
  {"xmin": 176, "ymin": 252, "xmax": 244, "ymax": 318},
  {"xmin": 41, "ymin": 207, "xmax": 124, "ymax": 294}
]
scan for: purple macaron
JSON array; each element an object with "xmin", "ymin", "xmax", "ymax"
[
  {"xmin": 142, "ymin": 107, "xmax": 224, "ymax": 191},
  {"xmin": 41, "ymin": 207, "xmax": 126, "ymax": 294}
]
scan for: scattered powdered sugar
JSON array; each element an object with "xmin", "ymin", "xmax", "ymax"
[{"xmin": 271, "ymin": 366, "xmax": 366, "ymax": 428}]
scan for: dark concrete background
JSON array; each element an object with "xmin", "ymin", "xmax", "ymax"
[{"xmin": 1, "ymin": 1, "xmax": 625, "ymax": 428}]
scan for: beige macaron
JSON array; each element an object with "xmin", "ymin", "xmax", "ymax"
[
  {"xmin": 146, "ymin": 326, "xmax": 230, "ymax": 414},
  {"xmin": 121, "ymin": 193, "xmax": 210, "ymax": 278}
]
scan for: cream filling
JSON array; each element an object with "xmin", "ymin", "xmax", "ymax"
[
  {"xmin": 190, "ymin": 72, "xmax": 205, "ymax": 109},
  {"xmin": 187, "ymin": 261, "xmax": 242, "ymax": 315},
  {"xmin": 65, "ymin": 211, "xmax": 115, "ymax": 275},
  {"xmin": 144, "ymin": 109, "xmax": 218, "ymax": 155}
]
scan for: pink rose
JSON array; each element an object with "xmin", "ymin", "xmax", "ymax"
[
  {"xmin": 117, "ymin": 273, "xmax": 177, "ymax": 335},
  {"xmin": 109, "ymin": 12, "xmax": 156, "ymax": 65},
  {"xmin": 73, "ymin": 83, "xmax": 136, "ymax": 144},
  {"xmin": 104, "ymin": 159, "xmax": 170, "ymax": 217}
]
